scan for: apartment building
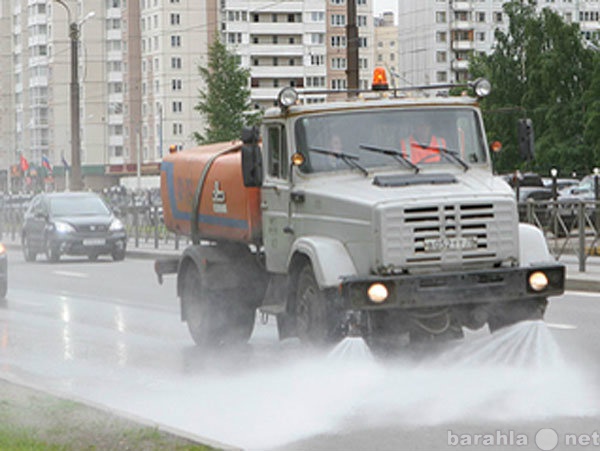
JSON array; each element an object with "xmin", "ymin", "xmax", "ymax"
[
  {"xmin": 0, "ymin": 0, "xmax": 13, "ymax": 190},
  {"xmin": 374, "ymin": 12, "xmax": 399, "ymax": 87},
  {"xmin": 0, "ymin": 0, "xmax": 211, "ymax": 190},
  {"xmin": 138, "ymin": 0, "xmax": 208, "ymax": 165},
  {"xmin": 222, "ymin": 0, "xmax": 375, "ymax": 108},
  {"xmin": 398, "ymin": 0, "xmax": 600, "ymax": 88}
]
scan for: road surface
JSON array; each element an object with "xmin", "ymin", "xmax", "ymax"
[{"xmin": 1, "ymin": 250, "xmax": 599, "ymax": 450}]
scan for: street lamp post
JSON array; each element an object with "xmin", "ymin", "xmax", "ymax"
[{"xmin": 54, "ymin": 1, "xmax": 94, "ymax": 191}]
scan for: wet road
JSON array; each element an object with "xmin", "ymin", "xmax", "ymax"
[{"xmin": 1, "ymin": 250, "xmax": 600, "ymax": 450}]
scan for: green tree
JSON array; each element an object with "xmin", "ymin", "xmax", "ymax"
[
  {"xmin": 470, "ymin": 1, "xmax": 597, "ymax": 175},
  {"xmin": 193, "ymin": 39, "xmax": 259, "ymax": 144}
]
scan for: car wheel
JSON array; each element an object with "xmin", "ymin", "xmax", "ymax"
[
  {"xmin": 111, "ymin": 249, "xmax": 125, "ymax": 261},
  {"xmin": 45, "ymin": 240, "xmax": 60, "ymax": 263},
  {"xmin": 22, "ymin": 235, "xmax": 37, "ymax": 262}
]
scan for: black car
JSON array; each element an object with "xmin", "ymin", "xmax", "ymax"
[
  {"xmin": 21, "ymin": 192, "xmax": 127, "ymax": 262},
  {"xmin": 0, "ymin": 242, "xmax": 7, "ymax": 298}
]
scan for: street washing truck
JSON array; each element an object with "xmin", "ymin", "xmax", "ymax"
[{"xmin": 155, "ymin": 73, "xmax": 565, "ymax": 350}]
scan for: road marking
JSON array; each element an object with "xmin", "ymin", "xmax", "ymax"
[
  {"xmin": 52, "ymin": 270, "xmax": 89, "ymax": 279},
  {"xmin": 546, "ymin": 323, "xmax": 577, "ymax": 330}
]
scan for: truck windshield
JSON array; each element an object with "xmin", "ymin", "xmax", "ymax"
[{"xmin": 294, "ymin": 107, "xmax": 487, "ymax": 173}]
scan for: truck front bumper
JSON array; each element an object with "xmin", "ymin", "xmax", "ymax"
[{"xmin": 341, "ymin": 263, "xmax": 565, "ymax": 310}]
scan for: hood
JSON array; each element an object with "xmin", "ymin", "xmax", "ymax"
[
  {"xmin": 50, "ymin": 215, "xmax": 114, "ymax": 227},
  {"xmin": 298, "ymin": 167, "xmax": 515, "ymax": 208}
]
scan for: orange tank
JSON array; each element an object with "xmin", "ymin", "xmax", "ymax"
[{"xmin": 160, "ymin": 141, "xmax": 262, "ymax": 243}]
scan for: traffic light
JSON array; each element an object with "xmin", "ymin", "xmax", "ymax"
[{"xmin": 518, "ymin": 118, "xmax": 535, "ymax": 161}]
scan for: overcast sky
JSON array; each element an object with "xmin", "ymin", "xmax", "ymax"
[{"xmin": 373, "ymin": 0, "xmax": 398, "ymax": 21}]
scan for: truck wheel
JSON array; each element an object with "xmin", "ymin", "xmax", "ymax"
[
  {"xmin": 182, "ymin": 264, "xmax": 255, "ymax": 348},
  {"xmin": 488, "ymin": 298, "xmax": 547, "ymax": 332},
  {"xmin": 295, "ymin": 264, "xmax": 340, "ymax": 347}
]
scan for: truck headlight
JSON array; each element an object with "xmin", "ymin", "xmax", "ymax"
[
  {"xmin": 528, "ymin": 271, "xmax": 549, "ymax": 292},
  {"xmin": 367, "ymin": 283, "xmax": 389, "ymax": 303}
]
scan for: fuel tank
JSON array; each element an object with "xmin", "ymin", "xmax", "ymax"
[{"xmin": 160, "ymin": 141, "xmax": 262, "ymax": 243}]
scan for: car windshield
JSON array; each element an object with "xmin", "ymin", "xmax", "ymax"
[
  {"xmin": 49, "ymin": 196, "xmax": 111, "ymax": 217},
  {"xmin": 294, "ymin": 107, "xmax": 487, "ymax": 173}
]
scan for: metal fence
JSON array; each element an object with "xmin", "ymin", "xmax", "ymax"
[
  {"xmin": 519, "ymin": 199, "xmax": 600, "ymax": 271},
  {"xmin": 1, "ymin": 195, "xmax": 599, "ymax": 271}
]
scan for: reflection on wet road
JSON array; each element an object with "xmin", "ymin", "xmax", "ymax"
[{"xmin": 1, "ymin": 253, "xmax": 600, "ymax": 450}]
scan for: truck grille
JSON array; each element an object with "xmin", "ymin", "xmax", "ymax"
[{"xmin": 379, "ymin": 200, "xmax": 516, "ymax": 269}]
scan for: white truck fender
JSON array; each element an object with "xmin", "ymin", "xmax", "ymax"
[
  {"xmin": 288, "ymin": 236, "xmax": 358, "ymax": 288},
  {"xmin": 518, "ymin": 223, "xmax": 553, "ymax": 265}
]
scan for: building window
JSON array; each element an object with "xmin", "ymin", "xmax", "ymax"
[
  {"xmin": 331, "ymin": 79, "xmax": 347, "ymax": 90},
  {"xmin": 311, "ymin": 33, "xmax": 324, "ymax": 44},
  {"xmin": 331, "ymin": 36, "xmax": 347, "ymax": 48},
  {"xmin": 171, "ymin": 57, "xmax": 182, "ymax": 69},
  {"xmin": 173, "ymin": 123, "xmax": 183, "ymax": 135},
  {"xmin": 172, "ymin": 79, "xmax": 182, "ymax": 90},
  {"xmin": 171, "ymin": 35, "xmax": 181, "ymax": 47},
  {"xmin": 331, "ymin": 14, "xmax": 346, "ymax": 26},
  {"xmin": 436, "ymin": 11, "xmax": 446, "ymax": 23},
  {"xmin": 477, "ymin": 31, "xmax": 485, "ymax": 42},
  {"xmin": 476, "ymin": 11, "xmax": 485, "ymax": 22},
  {"xmin": 172, "ymin": 101, "xmax": 182, "ymax": 113},
  {"xmin": 436, "ymin": 71, "xmax": 447, "ymax": 82},
  {"xmin": 436, "ymin": 31, "xmax": 447, "ymax": 43},
  {"xmin": 494, "ymin": 12, "xmax": 503, "ymax": 23},
  {"xmin": 331, "ymin": 57, "xmax": 347, "ymax": 69},
  {"xmin": 170, "ymin": 13, "xmax": 180, "ymax": 25},
  {"xmin": 358, "ymin": 37, "xmax": 367, "ymax": 48},
  {"xmin": 310, "ymin": 54, "xmax": 324, "ymax": 66},
  {"xmin": 436, "ymin": 51, "xmax": 447, "ymax": 63}
]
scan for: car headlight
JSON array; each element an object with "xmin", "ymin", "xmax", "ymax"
[
  {"xmin": 54, "ymin": 221, "xmax": 75, "ymax": 233},
  {"xmin": 109, "ymin": 219, "xmax": 124, "ymax": 231}
]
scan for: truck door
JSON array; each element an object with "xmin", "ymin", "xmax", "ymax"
[{"xmin": 261, "ymin": 123, "xmax": 293, "ymax": 273}]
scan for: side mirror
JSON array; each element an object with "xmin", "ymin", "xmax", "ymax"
[{"xmin": 241, "ymin": 126, "xmax": 263, "ymax": 187}]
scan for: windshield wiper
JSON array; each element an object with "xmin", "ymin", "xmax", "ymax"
[
  {"xmin": 429, "ymin": 146, "xmax": 470, "ymax": 171},
  {"xmin": 309, "ymin": 147, "xmax": 369, "ymax": 176},
  {"xmin": 359, "ymin": 144, "xmax": 419, "ymax": 174}
]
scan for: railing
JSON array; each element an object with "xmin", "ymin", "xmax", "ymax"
[
  {"xmin": 1, "ymin": 196, "xmax": 599, "ymax": 270},
  {"xmin": 0, "ymin": 199, "xmax": 191, "ymax": 252},
  {"xmin": 519, "ymin": 199, "xmax": 600, "ymax": 272}
]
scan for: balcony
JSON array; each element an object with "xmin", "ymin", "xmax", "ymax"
[
  {"xmin": 452, "ymin": 40, "xmax": 475, "ymax": 51},
  {"xmin": 452, "ymin": 59, "xmax": 470, "ymax": 71},
  {"xmin": 250, "ymin": 87, "xmax": 280, "ymax": 101},
  {"xmin": 452, "ymin": 1, "xmax": 473, "ymax": 11},
  {"xmin": 451, "ymin": 20, "xmax": 473, "ymax": 31},
  {"xmin": 248, "ymin": 22, "xmax": 304, "ymax": 35},
  {"xmin": 251, "ymin": 65, "xmax": 305, "ymax": 78},
  {"xmin": 250, "ymin": 44, "xmax": 304, "ymax": 56}
]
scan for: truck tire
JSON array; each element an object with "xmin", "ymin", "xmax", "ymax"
[
  {"xmin": 295, "ymin": 263, "xmax": 340, "ymax": 347},
  {"xmin": 181, "ymin": 263, "xmax": 255, "ymax": 348},
  {"xmin": 487, "ymin": 298, "xmax": 547, "ymax": 332}
]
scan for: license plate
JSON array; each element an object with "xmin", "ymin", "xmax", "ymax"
[
  {"xmin": 83, "ymin": 238, "xmax": 106, "ymax": 246},
  {"xmin": 423, "ymin": 237, "xmax": 478, "ymax": 253}
]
